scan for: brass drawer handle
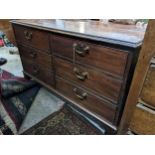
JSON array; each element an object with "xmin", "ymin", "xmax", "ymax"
[
  {"xmin": 73, "ymin": 67, "xmax": 88, "ymax": 81},
  {"xmin": 73, "ymin": 88, "xmax": 87, "ymax": 100},
  {"xmin": 29, "ymin": 51, "xmax": 37, "ymax": 58},
  {"xmin": 73, "ymin": 43, "xmax": 89, "ymax": 57},
  {"xmin": 32, "ymin": 66, "xmax": 39, "ymax": 74},
  {"xmin": 24, "ymin": 30, "xmax": 32, "ymax": 40}
]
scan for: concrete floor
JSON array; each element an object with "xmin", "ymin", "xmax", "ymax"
[
  {"xmin": 0, "ymin": 47, "xmax": 65, "ymax": 134},
  {"xmin": 18, "ymin": 88, "xmax": 64, "ymax": 134},
  {"xmin": 0, "ymin": 47, "xmax": 24, "ymax": 77}
]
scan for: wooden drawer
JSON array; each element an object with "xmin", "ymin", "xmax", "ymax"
[
  {"xmin": 13, "ymin": 25, "xmax": 50, "ymax": 52},
  {"xmin": 54, "ymin": 57, "xmax": 123, "ymax": 103},
  {"xmin": 51, "ymin": 34, "xmax": 129, "ymax": 77},
  {"xmin": 18, "ymin": 45, "xmax": 52, "ymax": 70},
  {"xmin": 140, "ymin": 58, "xmax": 155, "ymax": 107},
  {"xmin": 56, "ymin": 77, "xmax": 117, "ymax": 124},
  {"xmin": 22, "ymin": 59, "xmax": 54, "ymax": 86},
  {"xmin": 130, "ymin": 103, "xmax": 155, "ymax": 135}
]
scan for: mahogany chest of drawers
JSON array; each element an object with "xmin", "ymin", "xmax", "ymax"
[{"xmin": 11, "ymin": 19, "xmax": 145, "ymax": 134}]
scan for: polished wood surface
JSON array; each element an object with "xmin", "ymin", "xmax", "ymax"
[
  {"xmin": 52, "ymin": 34, "xmax": 129, "ymax": 77},
  {"xmin": 56, "ymin": 77, "xmax": 117, "ymax": 123},
  {"xmin": 54, "ymin": 56, "xmax": 123, "ymax": 103},
  {"xmin": 11, "ymin": 19, "xmax": 145, "ymax": 47},
  {"xmin": 18, "ymin": 45, "xmax": 52, "ymax": 69},
  {"xmin": 16, "ymin": 41, "xmax": 54, "ymax": 86},
  {"xmin": 13, "ymin": 24, "xmax": 50, "ymax": 52},
  {"xmin": 22, "ymin": 58, "xmax": 54, "ymax": 86},
  {"xmin": 130, "ymin": 103, "xmax": 155, "ymax": 135},
  {"xmin": 118, "ymin": 20, "xmax": 155, "ymax": 134}
]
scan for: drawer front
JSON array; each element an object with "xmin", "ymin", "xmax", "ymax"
[
  {"xmin": 55, "ymin": 57, "xmax": 122, "ymax": 103},
  {"xmin": 18, "ymin": 45, "xmax": 52, "ymax": 70},
  {"xmin": 22, "ymin": 59, "xmax": 54, "ymax": 86},
  {"xmin": 130, "ymin": 103, "xmax": 155, "ymax": 135},
  {"xmin": 13, "ymin": 25, "xmax": 50, "ymax": 52},
  {"xmin": 140, "ymin": 60, "xmax": 155, "ymax": 107},
  {"xmin": 51, "ymin": 35, "xmax": 129, "ymax": 77},
  {"xmin": 56, "ymin": 77, "xmax": 117, "ymax": 123}
]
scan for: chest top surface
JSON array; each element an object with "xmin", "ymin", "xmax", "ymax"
[{"xmin": 11, "ymin": 19, "xmax": 146, "ymax": 48}]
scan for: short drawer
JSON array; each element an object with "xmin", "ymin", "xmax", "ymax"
[
  {"xmin": 54, "ymin": 57, "xmax": 123, "ymax": 103},
  {"xmin": 56, "ymin": 77, "xmax": 117, "ymax": 124},
  {"xmin": 140, "ymin": 58, "xmax": 155, "ymax": 107},
  {"xmin": 22, "ymin": 59, "xmax": 54, "ymax": 86},
  {"xmin": 51, "ymin": 34, "xmax": 129, "ymax": 77},
  {"xmin": 130, "ymin": 103, "xmax": 155, "ymax": 135},
  {"xmin": 13, "ymin": 24, "xmax": 50, "ymax": 52},
  {"xmin": 18, "ymin": 45, "xmax": 52, "ymax": 70}
]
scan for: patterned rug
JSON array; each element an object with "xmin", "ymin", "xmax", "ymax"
[
  {"xmin": 23, "ymin": 106, "xmax": 101, "ymax": 135},
  {"xmin": 0, "ymin": 69, "xmax": 40, "ymax": 135}
]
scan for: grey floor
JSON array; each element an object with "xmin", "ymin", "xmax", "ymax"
[
  {"xmin": 0, "ymin": 47, "xmax": 65, "ymax": 134},
  {"xmin": 18, "ymin": 88, "xmax": 64, "ymax": 134}
]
